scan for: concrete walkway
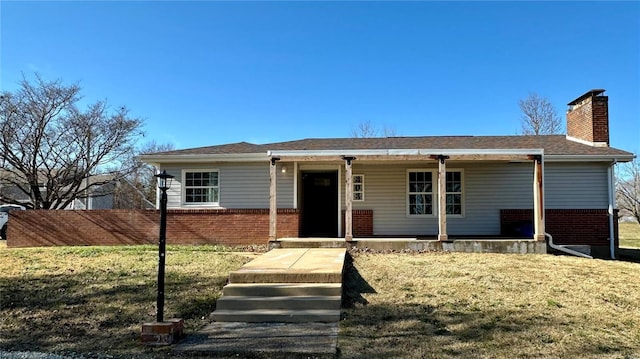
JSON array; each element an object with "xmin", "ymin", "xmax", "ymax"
[
  {"xmin": 174, "ymin": 248, "xmax": 346, "ymax": 356},
  {"xmin": 173, "ymin": 322, "xmax": 339, "ymax": 356},
  {"xmin": 229, "ymin": 247, "xmax": 346, "ymax": 283}
]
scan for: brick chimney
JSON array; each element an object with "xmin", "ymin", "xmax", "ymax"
[{"xmin": 566, "ymin": 89, "xmax": 609, "ymax": 147}]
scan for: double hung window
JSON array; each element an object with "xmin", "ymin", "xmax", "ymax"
[
  {"xmin": 408, "ymin": 171, "xmax": 434, "ymax": 215},
  {"xmin": 407, "ymin": 170, "xmax": 463, "ymax": 216},
  {"xmin": 184, "ymin": 170, "xmax": 219, "ymax": 204}
]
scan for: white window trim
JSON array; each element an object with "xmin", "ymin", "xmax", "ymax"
[
  {"xmin": 406, "ymin": 168, "xmax": 465, "ymax": 218},
  {"xmin": 445, "ymin": 168, "xmax": 465, "ymax": 218},
  {"xmin": 353, "ymin": 174, "xmax": 365, "ymax": 202},
  {"xmin": 406, "ymin": 168, "xmax": 436, "ymax": 217},
  {"xmin": 182, "ymin": 169, "xmax": 221, "ymax": 207}
]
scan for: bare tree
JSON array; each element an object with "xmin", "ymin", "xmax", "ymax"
[
  {"xmin": 351, "ymin": 120, "xmax": 378, "ymax": 138},
  {"xmin": 617, "ymin": 157, "xmax": 640, "ymax": 223},
  {"xmin": 0, "ymin": 73, "xmax": 144, "ymax": 209},
  {"xmin": 351, "ymin": 120, "xmax": 398, "ymax": 138},
  {"xmin": 113, "ymin": 141, "xmax": 175, "ymax": 209},
  {"xmin": 519, "ymin": 93, "xmax": 563, "ymax": 135}
]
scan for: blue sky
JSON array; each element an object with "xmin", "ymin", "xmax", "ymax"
[{"xmin": 1, "ymin": 1, "xmax": 639, "ymax": 154}]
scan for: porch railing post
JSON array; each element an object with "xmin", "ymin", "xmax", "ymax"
[
  {"xmin": 438, "ymin": 155, "xmax": 449, "ymax": 241},
  {"xmin": 533, "ymin": 156, "xmax": 546, "ymax": 241},
  {"xmin": 343, "ymin": 156, "xmax": 356, "ymax": 242}
]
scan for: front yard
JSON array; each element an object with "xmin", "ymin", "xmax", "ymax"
[
  {"xmin": 1, "ymin": 225, "xmax": 639, "ymax": 358},
  {"xmin": 0, "ymin": 244, "xmax": 253, "ymax": 358},
  {"xmin": 340, "ymin": 251, "xmax": 640, "ymax": 358}
]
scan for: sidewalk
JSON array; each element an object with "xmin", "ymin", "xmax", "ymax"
[{"xmin": 173, "ymin": 321, "xmax": 338, "ymax": 357}]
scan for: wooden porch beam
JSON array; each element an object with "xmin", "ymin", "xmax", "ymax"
[{"xmin": 275, "ymin": 154, "xmax": 533, "ymax": 162}]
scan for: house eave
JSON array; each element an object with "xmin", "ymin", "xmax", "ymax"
[
  {"xmin": 269, "ymin": 148, "xmax": 544, "ymax": 156},
  {"xmin": 139, "ymin": 153, "xmax": 268, "ymax": 166},
  {"xmin": 545, "ymin": 154, "xmax": 635, "ymax": 163},
  {"xmin": 139, "ymin": 148, "xmax": 634, "ymax": 165}
]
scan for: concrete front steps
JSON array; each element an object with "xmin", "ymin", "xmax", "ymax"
[{"xmin": 210, "ymin": 248, "xmax": 346, "ymax": 323}]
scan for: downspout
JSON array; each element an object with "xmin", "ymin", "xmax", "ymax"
[
  {"xmin": 539, "ymin": 156, "xmax": 592, "ymax": 258},
  {"xmin": 546, "ymin": 232, "xmax": 593, "ymax": 259},
  {"xmin": 608, "ymin": 160, "xmax": 617, "ymax": 259}
]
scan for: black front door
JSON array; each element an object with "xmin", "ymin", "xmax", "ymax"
[{"xmin": 301, "ymin": 171, "xmax": 339, "ymax": 237}]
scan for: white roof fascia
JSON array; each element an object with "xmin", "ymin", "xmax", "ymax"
[
  {"xmin": 268, "ymin": 148, "xmax": 544, "ymax": 157},
  {"xmin": 546, "ymin": 154, "xmax": 636, "ymax": 163},
  {"xmin": 139, "ymin": 153, "xmax": 268, "ymax": 165}
]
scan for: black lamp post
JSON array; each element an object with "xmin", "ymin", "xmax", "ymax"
[{"xmin": 154, "ymin": 170, "xmax": 174, "ymax": 323}]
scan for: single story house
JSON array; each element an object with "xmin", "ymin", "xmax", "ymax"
[{"xmin": 141, "ymin": 90, "xmax": 634, "ymax": 258}]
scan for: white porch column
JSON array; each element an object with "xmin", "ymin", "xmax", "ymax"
[
  {"xmin": 343, "ymin": 156, "xmax": 355, "ymax": 242},
  {"xmin": 533, "ymin": 156, "xmax": 546, "ymax": 241},
  {"xmin": 437, "ymin": 155, "xmax": 449, "ymax": 241},
  {"xmin": 269, "ymin": 157, "xmax": 279, "ymax": 241}
]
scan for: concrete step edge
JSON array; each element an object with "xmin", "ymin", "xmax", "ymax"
[
  {"xmin": 223, "ymin": 283, "xmax": 343, "ymax": 296},
  {"xmin": 216, "ymin": 296, "xmax": 342, "ymax": 310},
  {"xmin": 228, "ymin": 273, "xmax": 344, "ymax": 284},
  {"xmin": 210, "ymin": 309, "xmax": 341, "ymax": 323}
]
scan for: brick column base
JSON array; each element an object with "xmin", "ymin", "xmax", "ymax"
[{"xmin": 141, "ymin": 318, "xmax": 184, "ymax": 346}]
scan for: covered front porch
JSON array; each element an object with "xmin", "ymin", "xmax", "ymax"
[
  {"xmin": 269, "ymin": 236, "xmax": 547, "ymax": 254},
  {"xmin": 265, "ymin": 148, "xmax": 548, "ymax": 250}
]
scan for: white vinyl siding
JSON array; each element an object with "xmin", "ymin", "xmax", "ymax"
[
  {"xmin": 162, "ymin": 162, "xmax": 294, "ymax": 209},
  {"xmin": 544, "ymin": 162, "xmax": 609, "ymax": 208}
]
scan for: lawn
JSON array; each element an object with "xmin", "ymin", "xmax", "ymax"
[
  {"xmin": 339, "ymin": 252, "xmax": 640, "ymax": 359},
  {"xmin": 0, "ymin": 243, "xmax": 254, "ymax": 358},
  {"xmin": 1, "ymin": 239, "xmax": 640, "ymax": 359},
  {"xmin": 619, "ymin": 222, "xmax": 640, "ymax": 248}
]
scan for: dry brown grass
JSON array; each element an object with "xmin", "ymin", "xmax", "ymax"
[
  {"xmin": 0, "ymin": 244, "xmax": 252, "ymax": 358},
  {"xmin": 2, "ymin": 242, "xmax": 640, "ymax": 358},
  {"xmin": 339, "ymin": 251, "xmax": 640, "ymax": 359},
  {"xmin": 619, "ymin": 222, "xmax": 640, "ymax": 248}
]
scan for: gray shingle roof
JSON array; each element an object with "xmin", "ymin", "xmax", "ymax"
[{"xmin": 148, "ymin": 135, "xmax": 633, "ymax": 157}]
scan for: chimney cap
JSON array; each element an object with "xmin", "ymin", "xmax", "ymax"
[{"xmin": 567, "ymin": 89, "xmax": 606, "ymax": 106}]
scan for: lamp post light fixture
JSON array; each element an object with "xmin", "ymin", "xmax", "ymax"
[
  {"xmin": 154, "ymin": 169, "xmax": 173, "ymax": 323},
  {"xmin": 141, "ymin": 169, "xmax": 184, "ymax": 346}
]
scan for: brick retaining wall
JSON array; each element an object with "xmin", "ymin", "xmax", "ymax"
[{"xmin": 7, "ymin": 209, "xmax": 300, "ymax": 248}]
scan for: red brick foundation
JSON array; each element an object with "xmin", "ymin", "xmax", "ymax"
[
  {"xmin": 341, "ymin": 209, "xmax": 374, "ymax": 237},
  {"xmin": 500, "ymin": 209, "xmax": 617, "ymax": 246},
  {"xmin": 7, "ymin": 209, "xmax": 299, "ymax": 247}
]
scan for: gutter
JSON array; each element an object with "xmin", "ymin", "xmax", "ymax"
[
  {"xmin": 545, "ymin": 232, "xmax": 593, "ymax": 259},
  {"xmin": 545, "ymin": 154, "xmax": 635, "ymax": 163},
  {"xmin": 139, "ymin": 153, "xmax": 268, "ymax": 165}
]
